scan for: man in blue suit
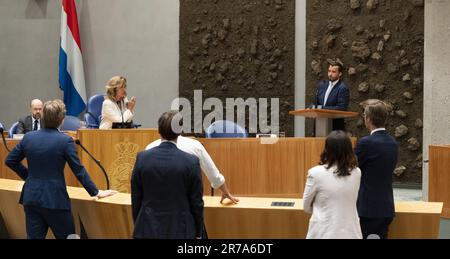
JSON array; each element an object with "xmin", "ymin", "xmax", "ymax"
[
  {"xmin": 5, "ymin": 99, "xmax": 116, "ymax": 239},
  {"xmin": 355, "ymin": 99, "xmax": 399, "ymax": 239},
  {"xmin": 315, "ymin": 63, "xmax": 350, "ymax": 131},
  {"xmin": 131, "ymin": 111, "xmax": 204, "ymax": 239}
]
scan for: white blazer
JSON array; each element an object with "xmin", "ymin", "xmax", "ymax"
[
  {"xmin": 99, "ymin": 98, "xmax": 134, "ymax": 130},
  {"xmin": 303, "ymin": 165, "xmax": 362, "ymax": 239}
]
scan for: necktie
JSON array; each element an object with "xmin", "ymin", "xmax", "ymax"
[{"xmin": 33, "ymin": 120, "xmax": 38, "ymax": 131}]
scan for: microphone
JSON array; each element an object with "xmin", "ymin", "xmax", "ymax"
[
  {"xmin": 121, "ymin": 100, "xmax": 125, "ymax": 126},
  {"xmin": 117, "ymin": 99, "xmax": 126, "ymax": 129},
  {"xmin": 0, "ymin": 123, "xmax": 11, "ymax": 152},
  {"xmin": 75, "ymin": 139, "xmax": 110, "ymax": 189},
  {"xmin": 313, "ymin": 87, "xmax": 320, "ymax": 109}
]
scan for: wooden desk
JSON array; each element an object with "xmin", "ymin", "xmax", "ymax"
[
  {"xmin": 0, "ymin": 130, "xmax": 160, "ymax": 192},
  {"xmin": 1, "ymin": 133, "xmax": 353, "ymax": 197},
  {"xmin": 0, "ymin": 179, "xmax": 442, "ymax": 239},
  {"xmin": 290, "ymin": 109, "xmax": 359, "ymax": 137},
  {"xmin": 429, "ymin": 145, "xmax": 450, "ymax": 218},
  {"xmin": 77, "ymin": 129, "xmax": 160, "ymax": 192},
  {"xmin": 204, "ymin": 196, "xmax": 443, "ymax": 239},
  {"xmin": 198, "ymin": 137, "xmax": 355, "ymax": 197},
  {"xmin": 0, "ymin": 140, "xmax": 21, "ymax": 181},
  {"xmin": 0, "ymin": 139, "xmax": 78, "ymax": 186}
]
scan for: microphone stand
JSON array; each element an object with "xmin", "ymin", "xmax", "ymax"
[
  {"xmin": 0, "ymin": 127, "xmax": 11, "ymax": 152},
  {"xmin": 121, "ymin": 102, "xmax": 125, "ymax": 128},
  {"xmin": 75, "ymin": 139, "xmax": 110, "ymax": 189}
]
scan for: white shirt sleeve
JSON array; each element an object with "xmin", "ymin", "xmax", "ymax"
[
  {"xmin": 145, "ymin": 137, "xmax": 226, "ymax": 189},
  {"xmin": 177, "ymin": 137, "xmax": 225, "ymax": 189},
  {"xmin": 192, "ymin": 140, "xmax": 225, "ymax": 189},
  {"xmin": 145, "ymin": 139, "xmax": 162, "ymax": 150}
]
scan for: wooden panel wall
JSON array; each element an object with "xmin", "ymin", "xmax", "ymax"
[{"xmin": 429, "ymin": 145, "xmax": 450, "ymax": 218}]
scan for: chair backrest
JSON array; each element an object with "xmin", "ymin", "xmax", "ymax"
[
  {"xmin": 61, "ymin": 115, "xmax": 81, "ymax": 131},
  {"xmin": 8, "ymin": 122, "xmax": 19, "ymax": 138},
  {"xmin": 205, "ymin": 120, "xmax": 248, "ymax": 138},
  {"xmin": 84, "ymin": 94, "xmax": 105, "ymax": 128}
]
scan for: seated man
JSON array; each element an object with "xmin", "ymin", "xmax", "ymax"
[
  {"xmin": 314, "ymin": 62, "xmax": 350, "ymax": 131},
  {"xmin": 17, "ymin": 99, "xmax": 44, "ymax": 134}
]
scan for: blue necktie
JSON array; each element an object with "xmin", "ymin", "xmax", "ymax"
[{"xmin": 33, "ymin": 120, "xmax": 38, "ymax": 131}]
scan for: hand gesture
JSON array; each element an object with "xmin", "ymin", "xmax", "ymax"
[
  {"xmin": 127, "ymin": 96, "xmax": 136, "ymax": 111},
  {"xmin": 220, "ymin": 192, "xmax": 239, "ymax": 204},
  {"xmin": 96, "ymin": 190, "xmax": 118, "ymax": 199}
]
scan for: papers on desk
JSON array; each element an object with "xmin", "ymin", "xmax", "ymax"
[
  {"xmin": 256, "ymin": 134, "xmax": 279, "ymax": 145},
  {"xmin": 12, "ymin": 134, "xmax": 24, "ymax": 140}
]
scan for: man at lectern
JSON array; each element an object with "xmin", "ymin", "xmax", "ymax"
[{"xmin": 314, "ymin": 62, "xmax": 350, "ymax": 131}]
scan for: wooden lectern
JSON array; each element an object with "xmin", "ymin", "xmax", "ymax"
[{"xmin": 290, "ymin": 109, "xmax": 359, "ymax": 137}]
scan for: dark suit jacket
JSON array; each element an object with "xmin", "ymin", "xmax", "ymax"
[
  {"xmin": 355, "ymin": 130, "xmax": 399, "ymax": 218},
  {"xmin": 131, "ymin": 142, "xmax": 204, "ymax": 239},
  {"xmin": 5, "ymin": 128, "xmax": 99, "ymax": 210},
  {"xmin": 315, "ymin": 80, "xmax": 350, "ymax": 131},
  {"xmin": 17, "ymin": 115, "xmax": 44, "ymax": 134}
]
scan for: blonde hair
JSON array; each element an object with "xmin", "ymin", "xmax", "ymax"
[
  {"xmin": 105, "ymin": 76, "xmax": 127, "ymax": 101},
  {"xmin": 43, "ymin": 99, "xmax": 66, "ymax": 128}
]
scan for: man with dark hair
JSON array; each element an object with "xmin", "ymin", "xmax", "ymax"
[
  {"xmin": 355, "ymin": 99, "xmax": 399, "ymax": 239},
  {"xmin": 146, "ymin": 112, "xmax": 239, "ymax": 204},
  {"xmin": 17, "ymin": 99, "xmax": 44, "ymax": 134},
  {"xmin": 314, "ymin": 62, "xmax": 350, "ymax": 131},
  {"xmin": 131, "ymin": 111, "xmax": 204, "ymax": 239}
]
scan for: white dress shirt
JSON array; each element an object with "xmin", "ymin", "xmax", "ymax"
[
  {"xmin": 99, "ymin": 97, "xmax": 134, "ymax": 130},
  {"xmin": 303, "ymin": 165, "xmax": 362, "ymax": 239},
  {"xmin": 371, "ymin": 128, "xmax": 386, "ymax": 135},
  {"xmin": 146, "ymin": 136, "xmax": 226, "ymax": 189},
  {"xmin": 323, "ymin": 80, "xmax": 340, "ymax": 106},
  {"xmin": 33, "ymin": 118, "xmax": 41, "ymax": 131}
]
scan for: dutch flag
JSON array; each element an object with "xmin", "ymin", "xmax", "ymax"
[{"xmin": 59, "ymin": 0, "xmax": 86, "ymax": 116}]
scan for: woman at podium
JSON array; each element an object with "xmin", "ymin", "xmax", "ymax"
[{"xmin": 100, "ymin": 76, "xmax": 137, "ymax": 129}]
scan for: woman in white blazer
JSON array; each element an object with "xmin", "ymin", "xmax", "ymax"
[
  {"xmin": 303, "ymin": 131, "xmax": 362, "ymax": 239},
  {"xmin": 99, "ymin": 76, "xmax": 136, "ymax": 130}
]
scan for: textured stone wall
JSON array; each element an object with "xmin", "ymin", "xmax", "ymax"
[
  {"xmin": 306, "ymin": 0, "xmax": 424, "ymax": 184},
  {"xmin": 180, "ymin": 0, "xmax": 295, "ymax": 136}
]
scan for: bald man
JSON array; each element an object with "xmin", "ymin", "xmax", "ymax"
[{"xmin": 17, "ymin": 99, "xmax": 44, "ymax": 134}]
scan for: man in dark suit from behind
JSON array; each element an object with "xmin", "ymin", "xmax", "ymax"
[
  {"xmin": 355, "ymin": 99, "xmax": 399, "ymax": 239},
  {"xmin": 315, "ymin": 62, "xmax": 350, "ymax": 131},
  {"xmin": 5, "ymin": 99, "xmax": 116, "ymax": 239},
  {"xmin": 131, "ymin": 111, "xmax": 204, "ymax": 239},
  {"xmin": 17, "ymin": 99, "xmax": 44, "ymax": 134}
]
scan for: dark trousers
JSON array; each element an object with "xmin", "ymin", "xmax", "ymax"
[
  {"xmin": 24, "ymin": 205, "xmax": 75, "ymax": 239},
  {"xmin": 359, "ymin": 217, "xmax": 394, "ymax": 239},
  {"xmin": 332, "ymin": 118, "xmax": 345, "ymax": 131}
]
